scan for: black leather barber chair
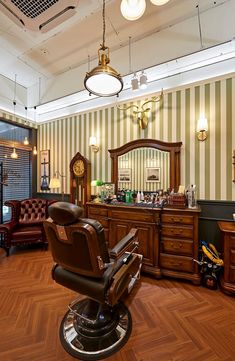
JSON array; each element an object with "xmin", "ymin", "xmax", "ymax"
[{"xmin": 44, "ymin": 202, "xmax": 142, "ymax": 360}]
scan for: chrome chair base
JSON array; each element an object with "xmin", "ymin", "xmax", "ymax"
[{"xmin": 59, "ymin": 298, "xmax": 132, "ymax": 360}]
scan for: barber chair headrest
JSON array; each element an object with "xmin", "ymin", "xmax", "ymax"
[{"xmin": 48, "ymin": 202, "xmax": 83, "ymax": 225}]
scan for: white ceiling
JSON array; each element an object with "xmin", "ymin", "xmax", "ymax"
[{"xmin": 0, "ymin": 0, "xmax": 235, "ymax": 122}]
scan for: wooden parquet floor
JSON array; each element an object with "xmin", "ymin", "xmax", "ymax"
[{"xmin": 1, "ymin": 246, "xmax": 235, "ymax": 361}]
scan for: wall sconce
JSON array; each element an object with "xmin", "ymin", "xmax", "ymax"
[
  {"xmin": 89, "ymin": 136, "xmax": 99, "ymax": 152},
  {"xmin": 33, "ymin": 146, "xmax": 38, "ymax": 155},
  {"xmin": 49, "ymin": 171, "xmax": 66, "ymax": 200},
  {"xmin": 118, "ymin": 89, "xmax": 163, "ymax": 129},
  {"xmin": 197, "ymin": 117, "xmax": 208, "ymax": 141}
]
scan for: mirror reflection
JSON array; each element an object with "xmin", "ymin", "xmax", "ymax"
[{"xmin": 118, "ymin": 147, "xmax": 170, "ymax": 192}]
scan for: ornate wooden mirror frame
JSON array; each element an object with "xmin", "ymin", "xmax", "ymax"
[{"xmin": 109, "ymin": 139, "xmax": 182, "ymax": 193}]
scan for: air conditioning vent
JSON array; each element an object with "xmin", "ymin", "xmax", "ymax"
[
  {"xmin": 12, "ymin": 0, "xmax": 60, "ymax": 19},
  {"xmin": 0, "ymin": 0, "xmax": 79, "ymax": 32}
]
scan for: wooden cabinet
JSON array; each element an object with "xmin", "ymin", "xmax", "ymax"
[
  {"xmin": 87, "ymin": 203, "xmax": 161, "ymax": 277},
  {"xmin": 160, "ymin": 209, "xmax": 200, "ymax": 284},
  {"xmin": 218, "ymin": 221, "xmax": 235, "ymax": 295},
  {"xmin": 86, "ymin": 203, "xmax": 201, "ymax": 283}
]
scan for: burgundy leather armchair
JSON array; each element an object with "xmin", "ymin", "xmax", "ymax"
[{"xmin": 0, "ymin": 198, "xmax": 56, "ymax": 256}]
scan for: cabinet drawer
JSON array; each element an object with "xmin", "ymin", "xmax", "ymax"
[
  {"xmin": 161, "ymin": 225, "xmax": 193, "ymax": 238},
  {"xmin": 88, "ymin": 206, "xmax": 108, "ymax": 217},
  {"xmin": 161, "ymin": 238, "xmax": 193, "ymax": 256},
  {"xmin": 161, "ymin": 214, "xmax": 194, "ymax": 225},
  {"xmin": 110, "ymin": 210, "xmax": 154, "ymax": 223},
  {"xmin": 160, "ymin": 253, "xmax": 194, "ymax": 272}
]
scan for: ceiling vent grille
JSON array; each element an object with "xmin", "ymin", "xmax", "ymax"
[{"xmin": 0, "ymin": 0, "xmax": 79, "ymax": 32}]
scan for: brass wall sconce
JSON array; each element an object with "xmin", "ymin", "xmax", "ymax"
[
  {"xmin": 89, "ymin": 136, "xmax": 99, "ymax": 152},
  {"xmin": 197, "ymin": 117, "xmax": 208, "ymax": 141},
  {"xmin": 118, "ymin": 89, "xmax": 163, "ymax": 129}
]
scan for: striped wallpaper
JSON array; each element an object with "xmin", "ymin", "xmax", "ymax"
[{"xmin": 38, "ymin": 74, "xmax": 235, "ymax": 201}]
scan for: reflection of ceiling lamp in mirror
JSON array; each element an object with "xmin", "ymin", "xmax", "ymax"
[
  {"xmin": 131, "ymin": 73, "xmax": 139, "ymax": 91},
  {"xmin": 84, "ymin": 0, "xmax": 123, "ymax": 97},
  {"xmin": 121, "ymin": 0, "xmax": 170, "ymax": 21},
  {"xmin": 118, "ymin": 89, "xmax": 163, "ymax": 129}
]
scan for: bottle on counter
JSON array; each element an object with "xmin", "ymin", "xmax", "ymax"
[
  {"xmin": 140, "ymin": 191, "xmax": 144, "ymax": 202},
  {"xmin": 137, "ymin": 191, "xmax": 141, "ymax": 203}
]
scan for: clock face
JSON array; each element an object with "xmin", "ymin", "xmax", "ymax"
[{"xmin": 73, "ymin": 159, "xmax": 85, "ymax": 177}]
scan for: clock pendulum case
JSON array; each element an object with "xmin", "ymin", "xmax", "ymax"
[{"xmin": 69, "ymin": 152, "xmax": 91, "ymax": 208}]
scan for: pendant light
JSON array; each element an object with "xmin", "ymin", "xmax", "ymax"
[
  {"xmin": 84, "ymin": 0, "xmax": 123, "ymax": 97},
  {"xmin": 23, "ymin": 106, "xmax": 29, "ymax": 145},
  {"xmin": 11, "ymin": 75, "xmax": 18, "ymax": 160},
  {"xmin": 121, "ymin": 0, "xmax": 146, "ymax": 21}
]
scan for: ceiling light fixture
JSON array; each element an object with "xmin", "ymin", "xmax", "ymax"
[
  {"xmin": 131, "ymin": 73, "xmax": 139, "ymax": 91},
  {"xmin": 121, "ymin": 0, "xmax": 170, "ymax": 21},
  {"xmin": 23, "ymin": 106, "xmax": 29, "ymax": 145},
  {"xmin": 11, "ymin": 75, "xmax": 18, "ymax": 160},
  {"xmin": 139, "ymin": 70, "xmax": 148, "ymax": 89},
  {"xmin": 84, "ymin": 0, "xmax": 123, "ymax": 97}
]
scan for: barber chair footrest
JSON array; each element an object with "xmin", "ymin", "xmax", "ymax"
[{"xmin": 60, "ymin": 298, "xmax": 132, "ymax": 360}]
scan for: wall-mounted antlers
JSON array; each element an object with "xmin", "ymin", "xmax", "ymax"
[{"xmin": 117, "ymin": 89, "xmax": 163, "ymax": 129}]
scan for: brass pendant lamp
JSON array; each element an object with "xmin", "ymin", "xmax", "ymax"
[{"xmin": 84, "ymin": 0, "xmax": 123, "ymax": 97}]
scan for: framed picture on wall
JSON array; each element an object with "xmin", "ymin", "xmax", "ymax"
[
  {"xmin": 146, "ymin": 167, "xmax": 160, "ymax": 182},
  {"xmin": 40, "ymin": 149, "xmax": 50, "ymax": 190},
  {"xmin": 118, "ymin": 168, "xmax": 131, "ymax": 183}
]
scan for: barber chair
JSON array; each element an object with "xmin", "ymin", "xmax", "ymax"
[{"xmin": 44, "ymin": 202, "xmax": 142, "ymax": 360}]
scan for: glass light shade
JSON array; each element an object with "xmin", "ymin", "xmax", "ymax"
[
  {"xmin": 89, "ymin": 136, "xmax": 97, "ymax": 146},
  {"xmin": 150, "ymin": 0, "xmax": 170, "ymax": 5},
  {"xmin": 84, "ymin": 54, "xmax": 123, "ymax": 97},
  {"xmin": 197, "ymin": 117, "xmax": 208, "ymax": 132},
  {"xmin": 33, "ymin": 146, "xmax": 37, "ymax": 155},
  {"xmin": 23, "ymin": 136, "xmax": 29, "ymax": 145},
  {"xmin": 121, "ymin": 0, "xmax": 146, "ymax": 21},
  {"xmin": 49, "ymin": 178, "xmax": 61, "ymax": 189},
  {"xmin": 139, "ymin": 72, "xmax": 148, "ymax": 89},
  {"xmin": 10, "ymin": 147, "xmax": 18, "ymax": 159}
]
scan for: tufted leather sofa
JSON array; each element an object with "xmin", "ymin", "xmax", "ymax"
[{"xmin": 0, "ymin": 198, "xmax": 56, "ymax": 256}]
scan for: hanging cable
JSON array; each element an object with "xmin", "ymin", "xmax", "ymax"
[{"xmin": 196, "ymin": 4, "xmax": 203, "ymax": 49}]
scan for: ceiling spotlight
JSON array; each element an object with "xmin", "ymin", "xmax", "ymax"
[
  {"xmin": 121, "ymin": 0, "xmax": 146, "ymax": 21},
  {"xmin": 131, "ymin": 73, "xmax": 139, "ymax": 91},
  {"xmin": 139, "ymin": 71, "xmax": 148, "ymax": 89},
  {"xmin": 121, "ymin": 0, "xmax": 171, "ymax": 21},
  {"xmin": 84, "ymin": 0, "xmax": 123, "ymax": 97},
  {"xmin": 150, "ymin": 0, "xmax": 170, "ymax": 5}
]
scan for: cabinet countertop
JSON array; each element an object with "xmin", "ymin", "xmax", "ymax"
[{"xmin": 218, "ymin": 221, "xmax": 235, "ymax": 233}]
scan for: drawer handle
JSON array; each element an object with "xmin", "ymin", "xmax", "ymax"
[
  {"xmin": 171, "ymin": 217, "xmax": 183, "ymax": 223},
  {"xmin": 170, "ymin": 242, "xmax": 183, "ymax": 249},
  {"xmin": 170, "ymin": 229, "xmax": 183, "ymax": 235}
]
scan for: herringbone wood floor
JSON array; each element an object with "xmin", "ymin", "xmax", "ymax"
[{"xmin": 1, "ymin": 246, "xmax": 235, "ymax": 361}]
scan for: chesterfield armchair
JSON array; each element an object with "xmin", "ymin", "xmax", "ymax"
[
  {"xmin": 0, "ymin": 198, "xmax": 56, "ymax": 256},
  {"xmin": 44, "ymin": 201, "xmax": 142, "ymax": 360}
]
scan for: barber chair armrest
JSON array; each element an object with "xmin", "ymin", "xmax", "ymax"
[
  {"xmin": 109, "ymin": 228, "xmax": 138, "ymax": 260},
  {"xmin": 107, "ymin": 253, "xmax": 142, "ymax": 306}
]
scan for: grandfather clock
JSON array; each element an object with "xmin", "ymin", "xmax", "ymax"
[{"xmin": 70, "ymin": 152, "xmax": 91, "ymax": 209}]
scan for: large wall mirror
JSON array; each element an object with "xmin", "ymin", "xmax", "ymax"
[{"xmin": 109, "ymin": 139, "xmax": 182, "ymax": 193}]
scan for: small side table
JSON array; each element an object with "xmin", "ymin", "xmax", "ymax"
[{"xmin": 218, "ymin": 221, "xmax": 235, "ymax": 295}]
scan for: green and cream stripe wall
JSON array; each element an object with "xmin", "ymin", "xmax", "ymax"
[{"xmin": 38, "ymin": 73, "xmax": 235, "ymax": 201}]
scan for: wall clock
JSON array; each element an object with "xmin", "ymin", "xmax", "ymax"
[{"xmin": 70, "ymin": 152, "xmax": 91, "ymax": 210}]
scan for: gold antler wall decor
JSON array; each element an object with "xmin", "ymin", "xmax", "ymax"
[{"xmin": 117, "ymin": 89, "xmax": 163, "ymax": 129}]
